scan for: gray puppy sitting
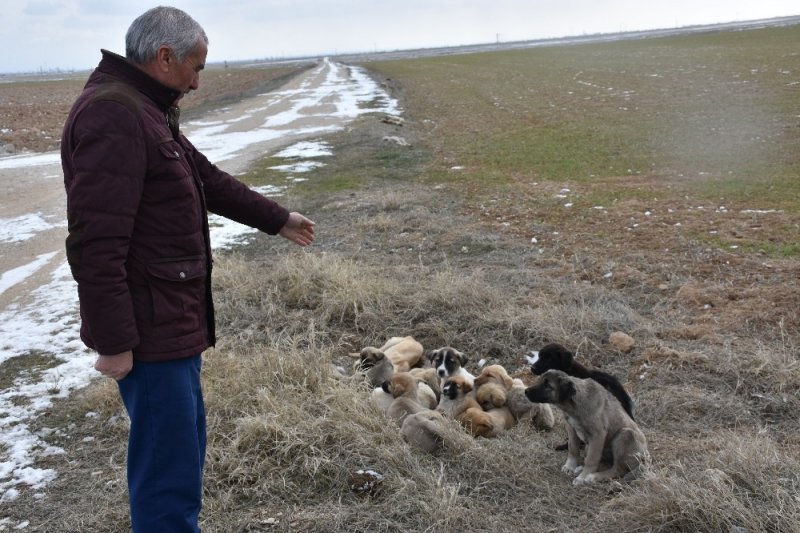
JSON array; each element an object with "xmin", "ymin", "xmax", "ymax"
[{"xmin": 525, "ymin": 369, "xmax": 648, "ymax": 485}]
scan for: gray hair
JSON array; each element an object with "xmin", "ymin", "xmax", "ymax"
[{"xmin": 125, "ymin": 6, "xmax": 208, "ymax": 64}]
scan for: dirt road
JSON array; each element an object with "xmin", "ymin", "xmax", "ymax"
[{"xmin": 0, "ymin": 57, "xmax": 399, "ymax": 500}]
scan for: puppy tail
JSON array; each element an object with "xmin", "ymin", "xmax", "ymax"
[{"xmin": 623, "ymin": 397, "xmax": 635, "ymax": 421}]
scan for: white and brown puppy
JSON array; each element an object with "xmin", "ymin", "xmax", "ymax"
[
  {"xmin": 353, "ymin": 336, "xmax": 425, "ymax": 377},
  {"xmin": 525, "ymin": 370, "xmax": 648, "ymax": 485},
  {"xmin": 382, "ymin": 372, "xmax": 428, "ymax": 425},
  {"xmin": 371, "ymin": 369, "xmax": 439, "ymax": 413},
  {"xmin": 429, "ymin": 346, "xmax": 475, "ymax": 387},
  {"xmin": 369, "ymin": 384, "xmax": 395, "ymax": 413},
  {"xmin": 439, "ymin": 375, "xmax": 514, "ymax": 438}
]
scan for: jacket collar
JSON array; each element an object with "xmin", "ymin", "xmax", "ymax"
[{"xmin": 94, "ymin": 49, "xmax": 182, "ymax": 110}]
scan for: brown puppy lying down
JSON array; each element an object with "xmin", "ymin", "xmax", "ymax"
[
  {"xmin": 355, "ymin": 336, "xmax": 425, "ymax": 374},
  {"xmin": 474, "ymin": 365, "xmax": 554, "ymax": 431},
  {"xmin": 371, "ymin": 369, "xmax": 439, "ymax": 413},
  {"xmin": 408, "ymin": 367, "xmax": 441, "ymax": 408},
  {"xmin": 400, "ymin": 409, "xmax": 448, "ymax": 453},
  {"xmin": 525, "ymin": 370, "xmax": 648, "ymax": 485},
  {"xmin": 353, "ymin": 336, "xmax": 426, "ymax": 391},
  {"xmin": 382, "ymin": 372, "xmax": 428, "ymax": 425},
  {"xmin": 439, "ymin": 375, "xmax": 515, "ymax": 438}
]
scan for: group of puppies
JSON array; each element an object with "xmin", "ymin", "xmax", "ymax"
[
  {"xmin": 353, "ymin": 337, "xmax": 650, "ymax": 485},
  {"xmin": 352, "ymin": 338, "xmax": 555, "ymax": 452}
]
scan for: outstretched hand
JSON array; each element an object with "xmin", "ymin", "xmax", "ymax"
[{"xmin": 279, "ymin": 212, "xmax": 315, "ymax": 246}]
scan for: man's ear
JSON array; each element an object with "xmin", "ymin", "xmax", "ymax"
[{"xmin": 155, "ymin": 45, "xmax": 172, "ymax": 72}]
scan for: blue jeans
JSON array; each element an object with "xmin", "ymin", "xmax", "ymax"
[{"xmin": 118, "ymin": 354, "xmax": 206, "ymax": 532}]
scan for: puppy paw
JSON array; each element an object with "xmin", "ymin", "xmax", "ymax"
[
  {"xmin": 561, "ymin": 458, "xmax": 582, "ymax": 475},
  {"xmin": 573, "ymin": 472, "xmax": 599, "ymax": 486}
]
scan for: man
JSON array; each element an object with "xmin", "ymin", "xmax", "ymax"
[{"xmin": 61, "ymin": 6, "xmax": 315, "ymax": 531}]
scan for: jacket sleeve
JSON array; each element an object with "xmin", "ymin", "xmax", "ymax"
[
  {"xmin": 64, "ymin": 99, "xmax": 145, "ymax": 355},
  {"xmin": 182, "ymin": 138, "xmax": 290, "ymax": 235}
]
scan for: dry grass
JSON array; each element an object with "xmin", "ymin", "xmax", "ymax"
[
  {"xmin": 9, "ymin": 185, "xmax": 799, "ymax": 530},
  {"xmin": 190, "ymin": 245, "xmax": 797, "ymax": 532}
]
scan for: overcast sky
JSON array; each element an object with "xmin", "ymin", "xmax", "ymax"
[{"xmin": 2, "ymin": 0, "xmax": 798, "ymax": 73}]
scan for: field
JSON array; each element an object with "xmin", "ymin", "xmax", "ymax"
[
  {"xmin": 3, "ymin": 24, "xmax": 800, "ymax": 532},
  {"xmin": 0, "ymin": 63, "xmax": 305, "ymax": 154}
]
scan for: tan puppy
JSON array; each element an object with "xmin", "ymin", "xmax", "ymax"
[
  {"xmin": 352, "ymin": 336, "xmax": 424, "ymax": 375},
  {"xmin": 400, "ymin": 409, "xmax": 449, "ymax": 453},
  {"xmin": 474, "ymin": 364, "xmax": 514, "ymax": 409},
  {"xmin": 383, "ymin": 372, "xmax": 427, "ymax": 425},
  {"xmin": 438, "ymin": 376, "xmax": 514, "ymax": 438},
  {"xmin": 525, "ymin": 370, "xmax": 648, "ymax": 485},
  {"xmin": 409, "ymin": 367, "xmax": 441, "ymax": 409},
  {"xmin": 507, "ymin": 378, "xmax": 554, "ymax": 430}
]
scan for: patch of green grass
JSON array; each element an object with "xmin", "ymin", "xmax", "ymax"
[
  {"xmin": 0, "ymin": 351, "xmax": 61, "ymax": 390},
  {"xmin": 365, "ymin": 24, "xmax": 800, "ymax": 207},
  {"xmin": 742, "ymin": 242, "xmax": 800, "ymax": 257},
  {"xmin": 688, "ymin": 173, "xmax": 800, "ymax": 211},
  {"xmin": 237, "ymin": 156, "xmax": 287, "ymax": 185},
  {"xmin": 693, "ymin": 233, "xmax": 800, "ymax": 258}
]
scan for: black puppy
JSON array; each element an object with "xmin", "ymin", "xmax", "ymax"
[{"xmin": 530, "ymin": 343, "xmax": 634, "ymax": 420}]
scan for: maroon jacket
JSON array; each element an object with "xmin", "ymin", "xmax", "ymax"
[{"xmin": 61, "ymin": 50, "xmax": 290, "ymax": 361}]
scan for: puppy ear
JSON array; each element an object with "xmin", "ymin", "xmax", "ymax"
[
  {"xmin": 559, "ymin": 379, "xmax": 577, "ymax": 402},
  {"xmin": 458, "ymin": 351, "xmax": 469, "ymax": 366},
  {"xmin": 381, "ymin": 380, "xmax": 391, "ymax": 394},
  {"xmin": 560, "ymin": 346, "xmax": 575, "ymax": 364},
  {"xmin": 426, "ymin": 349, "xmax": 436, "ymax": 362},
  {"xmin": 461, "ymin": 380, "xmax": 474, "ymax": 394}
]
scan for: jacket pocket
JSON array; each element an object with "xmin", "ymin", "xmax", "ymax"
[
  {"xmin": 158, "ymin": 138, "xmax": 184, "ymax": 160},
  {"xmin": 152, "ymin": 137, "xmax": 190, "ymax": 181},
  {"xmin": 145, "ymin": 257, "xmax": 206, "ymax": 326}
]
